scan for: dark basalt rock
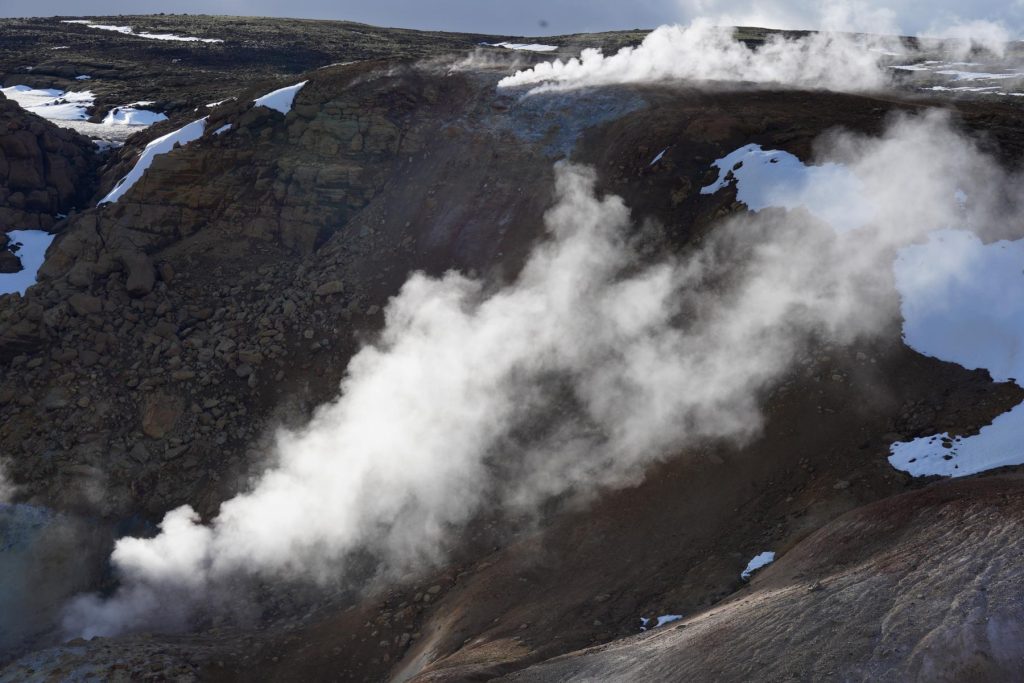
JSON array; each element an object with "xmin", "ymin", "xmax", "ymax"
[{"xmin": 0, "ymin": 93, "xmax": 99, "ymax": 230}]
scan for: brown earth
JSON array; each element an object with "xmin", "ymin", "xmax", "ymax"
[{"xmin": 501, "ymin": 474, "xmax": 1024, "ymax": 682}]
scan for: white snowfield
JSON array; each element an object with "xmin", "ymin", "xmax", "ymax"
[
  {"xmin": 253, "ymin": 81, "xmax": 308, "ymax": 114},
  {"xmin": 61, "ymin": 19, "xmax": 223, "ymax": 43},
  {"xmin": 0, "ymin": 231, "xmax": 55, "ymax": 296},
  {"xmin": 741, "ymin": 551, "xmax": 775, "ymax": 580},
  {"xmin": 486, "ymin": 41, "xmax": 559, "ymax": 52},
  {"xmin": 99, "ymin": 117, "xmax": 208, "ymax": 204},
  {"xmin": 0, "ymin": 85, "xmax": 93, "ymax": 121},
  {"xmin": 703, "ymin": 143, "xmax": 1024, "ymax": 479}
]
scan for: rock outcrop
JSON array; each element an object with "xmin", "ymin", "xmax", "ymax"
[{"xmin": 0, "ymin": 93, "xmax": 99, "ymax": 230}]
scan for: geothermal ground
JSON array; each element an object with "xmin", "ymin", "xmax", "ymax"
[{"xmin": 2, "ymin": 14, "xmax": 1024, "ymax": 682}]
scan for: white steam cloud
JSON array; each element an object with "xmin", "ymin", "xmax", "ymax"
[
  {"xmin": 675, "ymin": 0, "xmax": 1021, "ymax": 41},
  {"xmin": 497, "ymin": 21, "xmax": 896, "ymax": 94},
  {"xmin": 924, "ymin": 19, "xmax": 1012, "ymax": 58},
  {"xmin": 62, "ymin": 111, "xmax": 1014, "ymax": 639}
]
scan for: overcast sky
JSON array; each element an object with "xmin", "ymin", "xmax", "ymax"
[{"xmin": 0, "ymin": 0, "xmax": 1020, "ymax": 38}]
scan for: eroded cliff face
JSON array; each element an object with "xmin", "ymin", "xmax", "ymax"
[
  {"xmin": 0, "ymin": 62, "xmax": 542, "ymax": 522},
  {"xmin": 3, "ymin": 26, "xmax": 1024, "ymax": 682}
]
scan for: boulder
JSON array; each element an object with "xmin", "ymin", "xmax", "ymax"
[
  {"xmin": 122, "ymin": 252, "xmax": 156, "ymax": 297},
  {"xmin": 68, "ymin": 293, "xmax": 102, "ymax": 316},
  {"xmin": 141, "ymin": 393, "xmax": 184, "ymax": 439}
]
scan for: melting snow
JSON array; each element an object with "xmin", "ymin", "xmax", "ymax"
[
  {"xmin": 700, "ymin": 144, "xmax": 872, "ymax": 232},
  {"xmin": 889, "ymin": 230, "xmax": 1024, "ymax": 477},
  {"xmin": 639, "ymin": 614, "xmax": 683, "ymax": 630},
  {"xmin": 2, "ymin": 86, "xmax": 167, "ymax": 142},
  {"xmin": 741, "ymin": 551, "xmax": 776, "ymax": 580},
  {"xmin": 102, "ymin": 103, "xmax": 168, "ymax": 127},
  {"xmin": 889, "ymin": 406, "xmax": 1024, "ymax": 477},
  {"xmin": 486, "ymin": 41, "xmax": 559, "ymax": 52},
  {"xmin": 927, "ymin": 85, "xmax": 1002, "ymax": 93},
  {"xmin": 0, "ymin": 85, "xmax": 94, "ymax": 121},
  {"xmin": 61, "ymin": 20, "xmax": 223, "ymax": 43},
  {"xmin": 933, "ymin": 70, "xmax": 1021, "ymax": 81},
  {"xmin": 0, "ymin": 230, "xmax": 55, "ymax": 296},
  {"xmin": 99, "ymin": 117, "xmax": 207, "ymax": 204},
  {"xmin": 253, "ymin": 81, "xmax": 308, "ymax": 114},
  {"xmin": 891, "ymin": 64, "xmax": 934, "ymax": 72},
  {"xmin": 890, "ymin": 61, "xmax": 1024, "ymax": 96}
]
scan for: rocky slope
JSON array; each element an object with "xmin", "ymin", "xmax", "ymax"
[{"xmin": 2, "ymin": 15, "xmax": 1024, "ymax": 683}]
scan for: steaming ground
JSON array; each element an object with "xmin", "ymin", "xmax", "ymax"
[
  {"xmin": 59, "ymin": 109, "xmax": 1022, "ymax": 639},
  {"xmin": 496, "ymin": 20, "xmax": 1024, "ymax": 99},
  {"xmin": 498, "ymin": 21, "xmax": 894, "ymax": 93}
]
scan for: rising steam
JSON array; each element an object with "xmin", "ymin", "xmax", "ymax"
[
  {"xmin": 61, "ymin": 110, "xmax": 1014, "ymax": 639},
  {"xmin": 497, "ymin": 20, "xmax": 897, "ymax": 93}
]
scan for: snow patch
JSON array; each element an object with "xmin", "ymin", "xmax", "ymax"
[
  {"xmin": 61, "ymin": 20, "xmax": 223, "ymax": 43},
  {"xmin": 700, "ymin": 144, "xmax": 873, "ymax": 232},
  {"xmin": 933, "ymin": 70, "xmax": 1021, "ymax": 81},
  {"xmin": 74, "ymin": 75, "xmax": 91, "ymax": 81},
  {"xmin": 889, "ymin": 405, "xmax": 1024, "ymax": 477},
  {"xmin": 253, "ymin": 81, "xmax": 308, "ymax": 114},
  {"xmin": 2, "ymin": 86, "xmax": 166, "ymax": 142},
  {"xmin": 0, "ymin": 230, "xmax": 55, "ymax": 296},
  {"xmin": 741, "ymin": 551, "xmax": 775, "ymax": 580},
  {"xmin": 99, "ymin": 118, "xmax": 207, "ymax": 204},
  {"xmin": 649, "ymin": 147, "xmax": 668, "ymax": 166},
  {"xmin": 639, "ymin": 614, "xmax": 683, "ymax": 630},
  {"xmin": 890, "ymin": 60, "xmax": 1024, "ymax": 96},
  {"xmin": 1, "ymin": 85, "xmax": 94, "ymax": 121},
  {"xmin": 102, "ymin": 104, "xmax": 168, "ymax": 127},
  {"xmin": 213, "ymin": 123, "xmax": 232, "ymax": 135},
  {"xmin": 486, "ymin": 42, "xmax": 559, "ymax": 52}
]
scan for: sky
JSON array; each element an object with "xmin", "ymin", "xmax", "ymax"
[{"xmin": 0, "ymin": 0, "xmax": 1021, "ymax": 40}]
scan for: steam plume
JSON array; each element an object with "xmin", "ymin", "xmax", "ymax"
[
  {"xmin": 924, "ymin": 19, "xmax": 1012, "ymax": 58},
  {"xmin": 62, "ymin": 111, "xmax": 1014, "ymax": 639},
  {"xmin": 497, "ymin": 21, "xmax": 896, "ymax": 93}
]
